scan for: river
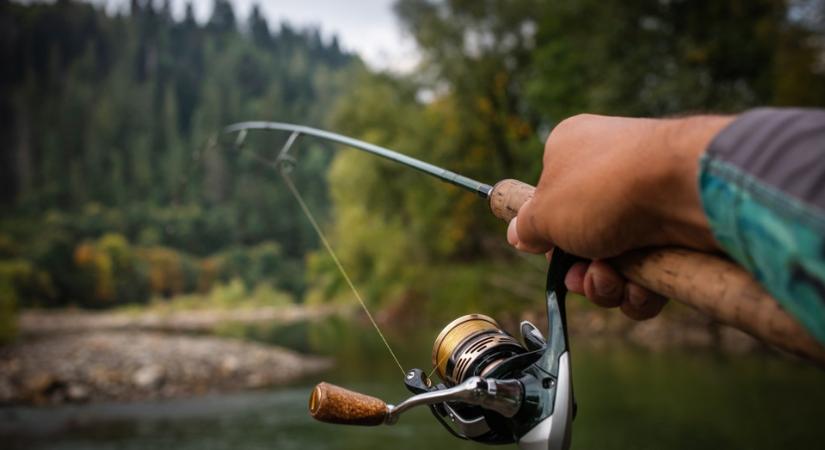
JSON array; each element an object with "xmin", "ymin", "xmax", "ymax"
[{"xmin": 2, "ymin": 316, "xmax": 824, "ymax": 449}]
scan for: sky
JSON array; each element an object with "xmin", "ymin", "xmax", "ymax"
[{"xmin": 91, "ymin": 0, "xmax": 419, "ymax": 72}]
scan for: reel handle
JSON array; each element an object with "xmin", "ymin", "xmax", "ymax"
[
  {"xmin": 488, "ymin": 179, "xmax": 825, "ymax": 366},
  {"xmin": 309, "ymin": 382, "xmax": 388, "ymax": 426}
]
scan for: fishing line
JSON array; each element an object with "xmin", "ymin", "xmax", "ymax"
[
  {"xmin": 428, "ymin": 347, "xmax": 450, "ymax": 380},
  {"xmin": 278, "ymin": 167, "xmax": 407, "ymax": 378},
  {"xmin": 240, "ymin": 143, "xmax": 455, "ymax": 381},
  {"xmin": 226, "ymin": 122, "xmax": 497, "ymax": 380},
  {"xmin": 240, "ymin": 147, "xmax": 407, "ymax": 375}
]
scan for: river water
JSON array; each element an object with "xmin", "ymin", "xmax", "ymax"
[{"xmin": 2, "ymin": 317, "xmax": 825, "ymax": 450}]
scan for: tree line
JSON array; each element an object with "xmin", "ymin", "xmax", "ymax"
[
  {"xmin": 309, "ymin": 0, "xmax": 825, "ymax": 322},
  {"xmin": 0, "ymin": 0, "xmax": 359, "ymax": 317},
  {"xmin": 1, "ymin": 0, "xmax": 824, "ymax": 331}
]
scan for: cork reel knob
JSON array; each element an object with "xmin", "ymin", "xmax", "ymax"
[
  {"xmin": 309, "ymin": 382, "xmax": 389, "ymax": 426},
  {"xmin": 489, "ymin": 179, "xmax": 536, "ymax": 222}
]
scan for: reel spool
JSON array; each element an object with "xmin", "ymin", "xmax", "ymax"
[{"xmin": 432, "ymin": 314, "xmax": 527, "ymax": 386}]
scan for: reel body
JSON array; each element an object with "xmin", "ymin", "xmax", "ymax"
[
  {"xmin": 308, "ymin": 250, "xmax": 581, "ymax": 450},
  {"xmin": 403, "ymin": 250, "xmax": 579, "ymax": 449}
]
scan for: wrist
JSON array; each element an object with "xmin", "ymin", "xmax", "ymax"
[{"xmin": 643, "ymin": 116, "xmax": 735, "ymax": 251}]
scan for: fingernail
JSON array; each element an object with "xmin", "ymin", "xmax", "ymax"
[{"xmin": 507, "ymin": 218, "xmax": 519, "ymax": 246}]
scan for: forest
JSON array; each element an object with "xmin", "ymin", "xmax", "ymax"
[
  {"xmin": 1, "ymin": 0, "xmax": 824, "ymax": 342},
  {"xmin": 0, "ymin": 0, "xmax": 358, "ymax": 329}
]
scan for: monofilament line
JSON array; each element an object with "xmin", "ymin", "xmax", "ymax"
[
  {"xmin": 280, "ymin": 171, "xmax": 407, "ymax": 377},
  {"xmin": 428, "ymin": 350, "xmax": 450, "ymax": 380}
]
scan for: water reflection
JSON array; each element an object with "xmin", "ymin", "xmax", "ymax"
[{"xmin": 3, "ymin": 317, "xmax": 824, "ymax": 450}]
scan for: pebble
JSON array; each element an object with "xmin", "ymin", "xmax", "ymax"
[{"xmin": 132, "ymin": 365, "xmax": 165, "ymax": 388}]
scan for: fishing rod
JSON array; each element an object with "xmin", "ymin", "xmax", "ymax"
[
  {"xmin": 224, "ymin": 121, "xmax": 825, "ymax": 450},
  {"xmin": 225, "ymin": 121, "xmax": 494, "ymax": 198},
  {"xmin": 224, "ymin": 121, "xmax": 542, "ymax": 240}
]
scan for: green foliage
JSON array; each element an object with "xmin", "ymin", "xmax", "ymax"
[
  {"xmin": 0, "ymin": 0, "xmax": 354, "ymax": 223},
  {"xmin": 212, "ymin": 278, "xmax": 293, "ymax": 307},
  {"xmin": 2, "ymin": 0, "xmax": 824, "ymax": 319},
  {"xmin": 0, "ymin": 215, "xmax": 300, "ymax": 308},
  {"xmin": 209, "ymin": 241, "xmax": 305, "ymax": 295},
  {"xmin": 306, "ymin": 0, "xmax": 825, "ymax": 320},
  {"xmin": 522, "ymin": 0, "xmax": 825, "ymax": 117},
  {"xmin": 0, "ymin": 279, "xmax": 18, "ymax": 344},
  {"xmin": 0, "ymin": 0, "xmax": 359, "ymax": 307},
  {"xmin": 0, "ymin": 258, "xmax": 55, "ymax": 308},
  {"xmin": 129, "ymin": 278, "xmax": 294, "ymax": 315}
]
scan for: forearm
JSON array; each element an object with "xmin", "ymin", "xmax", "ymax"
[{"xmin": 699, "ymin": 108, "xmax": 825, "ymax": 344}]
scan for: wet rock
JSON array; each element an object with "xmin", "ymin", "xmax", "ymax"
[
  {"xmin": 221, "ymin": 356, "xmax": 240, "ymax": 375},
  {"xmin": 132, "ymin": 365, "xmax": 165, "ymax": 389},
  {"xmin": 245, "ymin": 373, "xmax": 267, "ymax": 389},
  {"xmin": 66, "ymin": 383, "xmax": 89, "ymax": 402}
]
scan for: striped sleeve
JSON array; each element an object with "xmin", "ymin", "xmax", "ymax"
[{"xmin": 699, "ymin": 108, "xmax": 825, "ymax": 344}]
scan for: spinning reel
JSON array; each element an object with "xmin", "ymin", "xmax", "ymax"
[
  {"xmin": 224, "ymin": 121, "xmax": 580, "ymax": 449},
  {"xmin": 309, "ymin": 250, "xmax": 580, "ymax": 450}
]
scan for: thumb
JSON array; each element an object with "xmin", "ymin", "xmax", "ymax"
[{"xmin": 508, "ymin": 198, "xmax": 554, "ymax": 254}]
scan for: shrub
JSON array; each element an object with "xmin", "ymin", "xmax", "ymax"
[
  {"xmin": 0, "ymin": 259, "xmax": 56, "ymax": 308},
  {"xmin": 138, "ymin": 246, "xmax": 188, "ymax": 298},
  {"xmin": 0, "ymin": 279, "xmax": 18, "ymax": 344}
]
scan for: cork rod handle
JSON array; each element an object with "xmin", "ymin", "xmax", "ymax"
[
  {"xmin": 489, "ymin": 179, "xmax": 825, "ymax": 366},
  {"xmin": 309, "ymin": 382, "xmax": 389, "ymax": 426}
]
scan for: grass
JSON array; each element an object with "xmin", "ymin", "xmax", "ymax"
[{"xmin": 116, "ymin": 278, "xmax": 295, "ymax": 316}]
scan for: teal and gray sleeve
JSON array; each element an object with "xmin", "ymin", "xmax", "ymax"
[{"xmin": 700, "ymin": 108, "xmax": 825, "ymax": 344}]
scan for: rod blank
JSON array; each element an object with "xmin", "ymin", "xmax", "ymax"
[{"xmin": 225, "ymin": 121, "xmax": 493, "ymax": 197}]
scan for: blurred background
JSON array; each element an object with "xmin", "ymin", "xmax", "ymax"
[{"xmin": 1, "ymin": 0, "xmax": 825, "ymax": 449}]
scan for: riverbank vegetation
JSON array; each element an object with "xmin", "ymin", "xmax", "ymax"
[{"xmin": 0, "ymin": 0, "xmax": 358, "ymax": 342}]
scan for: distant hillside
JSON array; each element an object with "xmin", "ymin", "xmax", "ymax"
[
  {"xmin": 0, "ymin": 0, "xmax": 361, "ymax": 309},
  {"xmin": 0, "ymin": 0, "xmax": 359, "ymax": 248}
]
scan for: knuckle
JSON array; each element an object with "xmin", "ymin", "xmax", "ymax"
[
  {"xmin": 620, "ymin": 302, "xmax": 647, "ymax": 321},
  {"xmin": 554, "ymin": 113, "xmax": 591, "ymax": 134},
  {"xmin": 621, "ymin": 288, "xmax": 667, "ymax": 321},
  {"xmin": 516, "ymin": 207, "xmax": 552, "ymax": 253},
  {"xmin": 543, "ymin": 113, "xmax": 594, "ymax": 163},
  {"xmin": 515, "ymin": 207, "xmax": 536, "ymax": 239}
]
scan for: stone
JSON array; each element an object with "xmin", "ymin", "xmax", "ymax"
[
  {"xmin": 66, "ymin": 383, "xmax": 89, "ymax": 402},
  {"xmin": 221, "ymin": 355, "xmax": 240, "ymax": 374},
  {"xmin": 23, "ymin": 372, "xmax": 55, "ymax": 396},
  {"xmin": 132, "ymin": 365, "xmax": 165, "ymax": 388}
]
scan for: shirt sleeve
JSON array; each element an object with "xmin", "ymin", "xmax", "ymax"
[{"xmin": 699, "ymin": 107, "xmax": 825, "ymax": 344}]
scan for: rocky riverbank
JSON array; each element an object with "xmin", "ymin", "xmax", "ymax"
[
  {"xmin": 0, "ymin": 305, "xmax": 343, "ymax": 406},
  {"xmin": 0, "ymin": 330, "xmax": 331, "ymax": 406},
  {"xmin": 0, "ymin": 299, "xmax": 780, "ymax": 407},
  {"xmin": 18, "ymin": 305, "xmax": 337, "ymax": 335}
]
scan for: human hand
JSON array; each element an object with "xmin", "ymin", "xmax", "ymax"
[{"xmin": 508, "ymin": 114, "xmax": 734, "ymax": 319}]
